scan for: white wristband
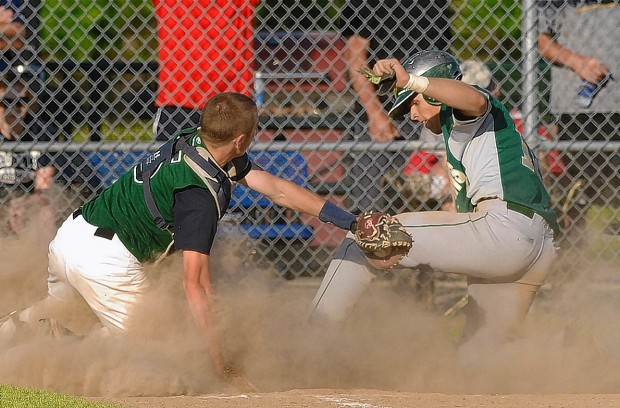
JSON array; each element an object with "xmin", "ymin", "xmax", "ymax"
[{"xmin": 403, "ymin": 73, "xmax": 429, "ymax": 93}]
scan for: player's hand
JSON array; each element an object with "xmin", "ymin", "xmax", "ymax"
[{"xmin": 372, "ymin": 59, "xmax": 410, "ymax": 88}]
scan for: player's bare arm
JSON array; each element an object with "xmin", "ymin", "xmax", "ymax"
[
  {"xmin": 182, "ymin": 250, "xmax": 257, "ymax": 391},
  {"xmin": 182, "ymin": 250, "xmax": 226, "ymax": 377},
  {"xmin": 241, "ymin": 165, "xmax": 357, "ymax": 232},
  {"xmin": 241, "ymin": 166, "xmax": 326, "ymax": 217},
  {"xmin": 372, "ymin": 58, "xmax": 487, "ymax": 118}
]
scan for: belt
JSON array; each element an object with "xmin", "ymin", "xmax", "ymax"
[
  {"xmin": 506, "ymin": 202, "xmax": 536, "ymax": 219},
  {"xmin": 72, "ymin": 208, "xmax": 116, "ymax": 240}
]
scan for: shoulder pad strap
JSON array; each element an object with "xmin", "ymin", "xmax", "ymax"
[
  {"xmin": 135, "ymin": 136, "xmax": 177, "ymax": 182},
  {"xmin": 137, "ymin": 135, "xmax": 184, "ymax": 231},
  {"xmin": 176, "ymin": 137, "xmax": 232, "ymax": 218}
]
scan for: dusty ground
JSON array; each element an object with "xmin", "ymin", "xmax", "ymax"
[
  {"xmin": 3, "ymin": 208, "xmax": 620, "ymax": 407},
  {"xmin": 99, "ymin": 390, "xmax": 620, "ymax": 408}
]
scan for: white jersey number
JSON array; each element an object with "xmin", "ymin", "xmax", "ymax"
[{"xmin": 446, "ymin": 161, "xmax": 467, "ymax": 193}]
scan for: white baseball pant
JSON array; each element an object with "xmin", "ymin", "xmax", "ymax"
[
  {"xmin": 310, "ymin": 199, "xmax": 557, "ymax": 359},
  {"xmin": 47, "ymin": 212, "xmax": 148, "ymax": 332}
]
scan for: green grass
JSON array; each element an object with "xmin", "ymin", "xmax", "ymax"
[{"xmin": 0, "ymin": 385, "xmax": 122, "ymax": 408}]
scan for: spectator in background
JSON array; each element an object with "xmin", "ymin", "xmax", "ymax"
[
  {"xmin": 0, "ymin": 76, "xmax": 99, "ymax": 236},
  {"xmin": 538, "ymin": 0, "xmax": 620, "ymax": 214},
  {"xmin": 0, "ymin": 79, "xmax": 56, "ymax": 238},
  {"xmin": 0, "ymin": 78, "xmax": 54, "ymax": 195},
  {"xmin": 0, "ymin": 0, "xmax": 40, "ymax": 99},
  {"xmin": 0, "ymin": 0, "xmax": 26, "ymax": 72},
  {"xmin": 1, "ymin": 0, "xmax": 62, "ymax": 145},
  {"xmin": 152, "ymin": 0, "xmax": 259, "ymax": 141},
  {"xmin": 339, "ymin": 0, "xmax": 452, "ymax": 212}
]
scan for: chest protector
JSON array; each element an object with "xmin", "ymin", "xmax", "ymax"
[{"xmin": 135, "ymin": 129, "xmax": 231, "ymax": 230}]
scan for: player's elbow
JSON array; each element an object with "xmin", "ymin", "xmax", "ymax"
[
  {"xmin": 461, "ymin": 91, "xmax": 488, "ymax": 118},
  {"xmin": 267, "ymin": 179, "xmax": 294, "ymax": 204},
  {"xmin": 474, "ymin": 87, "xmax": 488, "ymax": 105}
]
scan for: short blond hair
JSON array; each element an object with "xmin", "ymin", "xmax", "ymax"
[{"xmin": 199, "ymin": 92, "xmax": 257, "ymax": 146}]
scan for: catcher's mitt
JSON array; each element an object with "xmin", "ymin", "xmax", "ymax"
[{"xmin": 353, "ymin": 211, "xmax": 413, "ymax": 262}]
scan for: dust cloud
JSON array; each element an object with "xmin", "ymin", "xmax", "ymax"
[{"xmin": 1, "ymin": 211, "xmax": 620, "ymax": 397}]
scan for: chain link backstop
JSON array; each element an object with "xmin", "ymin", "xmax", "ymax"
[{"xmin": 1, "ymin": 1, "xmax": 618, "ymax": 308}]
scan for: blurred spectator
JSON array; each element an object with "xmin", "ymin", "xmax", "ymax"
[
  {"xmin": 0, "ymin": 77, "xmax": 50, "ymax": 141},
  {"xmin": 0, "ymin": 0, "xmax": 40, "ymax": 104},
  {"xmin": 0, "ymin": 0, "xmax": 27, "ymax": 72},
  {"xmin": 0, "ymin": 79, "xmax": 55, "ymax": 236},
  {"xmin": 0, "ymin": 0, "xmax": 61, "ymax": 145},
  {"xmin": 0, "ymin": 77, "xmax": 57, "ymax": 199},
  {"xmin": 339, "ymin": 0, "xmax": 452, "ymax": 212},
  {"xmin": 395, "ymin": 149, "xmax": 455, "ymax": 213},
  {"xmin": 538, "ymin": 0, "xmax": 620, "ymax": 210},
  {"xmin": 152, "ymin": 0, "xmax": 259, "ymax": 141},
  {"xmin": 0, "ymin": 75, "xmax": 99, "ymax": 234}
]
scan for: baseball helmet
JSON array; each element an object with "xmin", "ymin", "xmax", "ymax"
[{"xmin": 388, "ymin": 50, "xmax": 462, "ymax": 118}]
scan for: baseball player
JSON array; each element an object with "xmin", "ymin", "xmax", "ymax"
[
  {"xmin": 0, "ymin": 92, "xmax": 358, "ymax": 389},
  {"xmin": 310, "ymin": 51, "xmax": 559, "ymax": 366}
]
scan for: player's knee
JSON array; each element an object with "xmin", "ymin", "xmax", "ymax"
[{"xmin": 333, "ymin": 237, "xmax": 364, "ymax": 261}]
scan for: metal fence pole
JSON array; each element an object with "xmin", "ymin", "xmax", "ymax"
[{"xmin": 522, "ymin": 0, "xmax": 540, "ymax": 148}]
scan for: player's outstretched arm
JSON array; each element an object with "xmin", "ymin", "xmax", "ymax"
[
  {"xmin": 182, "ymin": 251, "xmax": 225, "ymax": 374},
  {"xmin": 241, "ymin": 166, "xmax": 356, "ymax": 230},
  {"xmin": 182, "ymin": 250, "xmax": 256, "ymax": 391}
]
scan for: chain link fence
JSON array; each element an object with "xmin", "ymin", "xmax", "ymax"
[{"xmin": 1, "ymin": 1, "xmax": 618, "ymax": 309}]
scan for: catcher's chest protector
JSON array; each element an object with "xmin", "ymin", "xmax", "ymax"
[{"xmin": 135, "ymin": 129, "xmax": 231, "ymax": 230}]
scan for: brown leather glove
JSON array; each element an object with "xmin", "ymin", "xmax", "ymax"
[{"xmin": 353, "ymin": 211, "xmax": 413, "ymax": 262}]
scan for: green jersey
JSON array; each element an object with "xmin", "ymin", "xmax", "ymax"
[
  {"xmin": 440, "ymin": 92, "xmax": 559, "ymax": 233},
  {"xmin": 81, "ymin": 130, "xmax": 251, "ymax": 262}
]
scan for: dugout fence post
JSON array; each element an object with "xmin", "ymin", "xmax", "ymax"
[{"xmin": 521, "ymin": 0, "xmax": 541, "ymax": 149}]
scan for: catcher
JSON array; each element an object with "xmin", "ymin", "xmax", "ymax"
[
  {"xmin": 310, "ymin": 51, "xmax": 559, "ymax": 368},
  {"xmin": 0, "ymin": 92, "xmax": 359, "ymax": 390}
]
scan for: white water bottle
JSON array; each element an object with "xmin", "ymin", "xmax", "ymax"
[
  {"xmin": 575, "ymin": 73, "xmax": 612, "ymax": 108},
  {"xmin": 254, "ymin": 71, "xmax": 265, "ymax": 109}
]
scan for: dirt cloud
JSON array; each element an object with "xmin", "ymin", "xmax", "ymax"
[{"xmin": 1, "ymin": 219, "xmax": 620, "ymax": 396}]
